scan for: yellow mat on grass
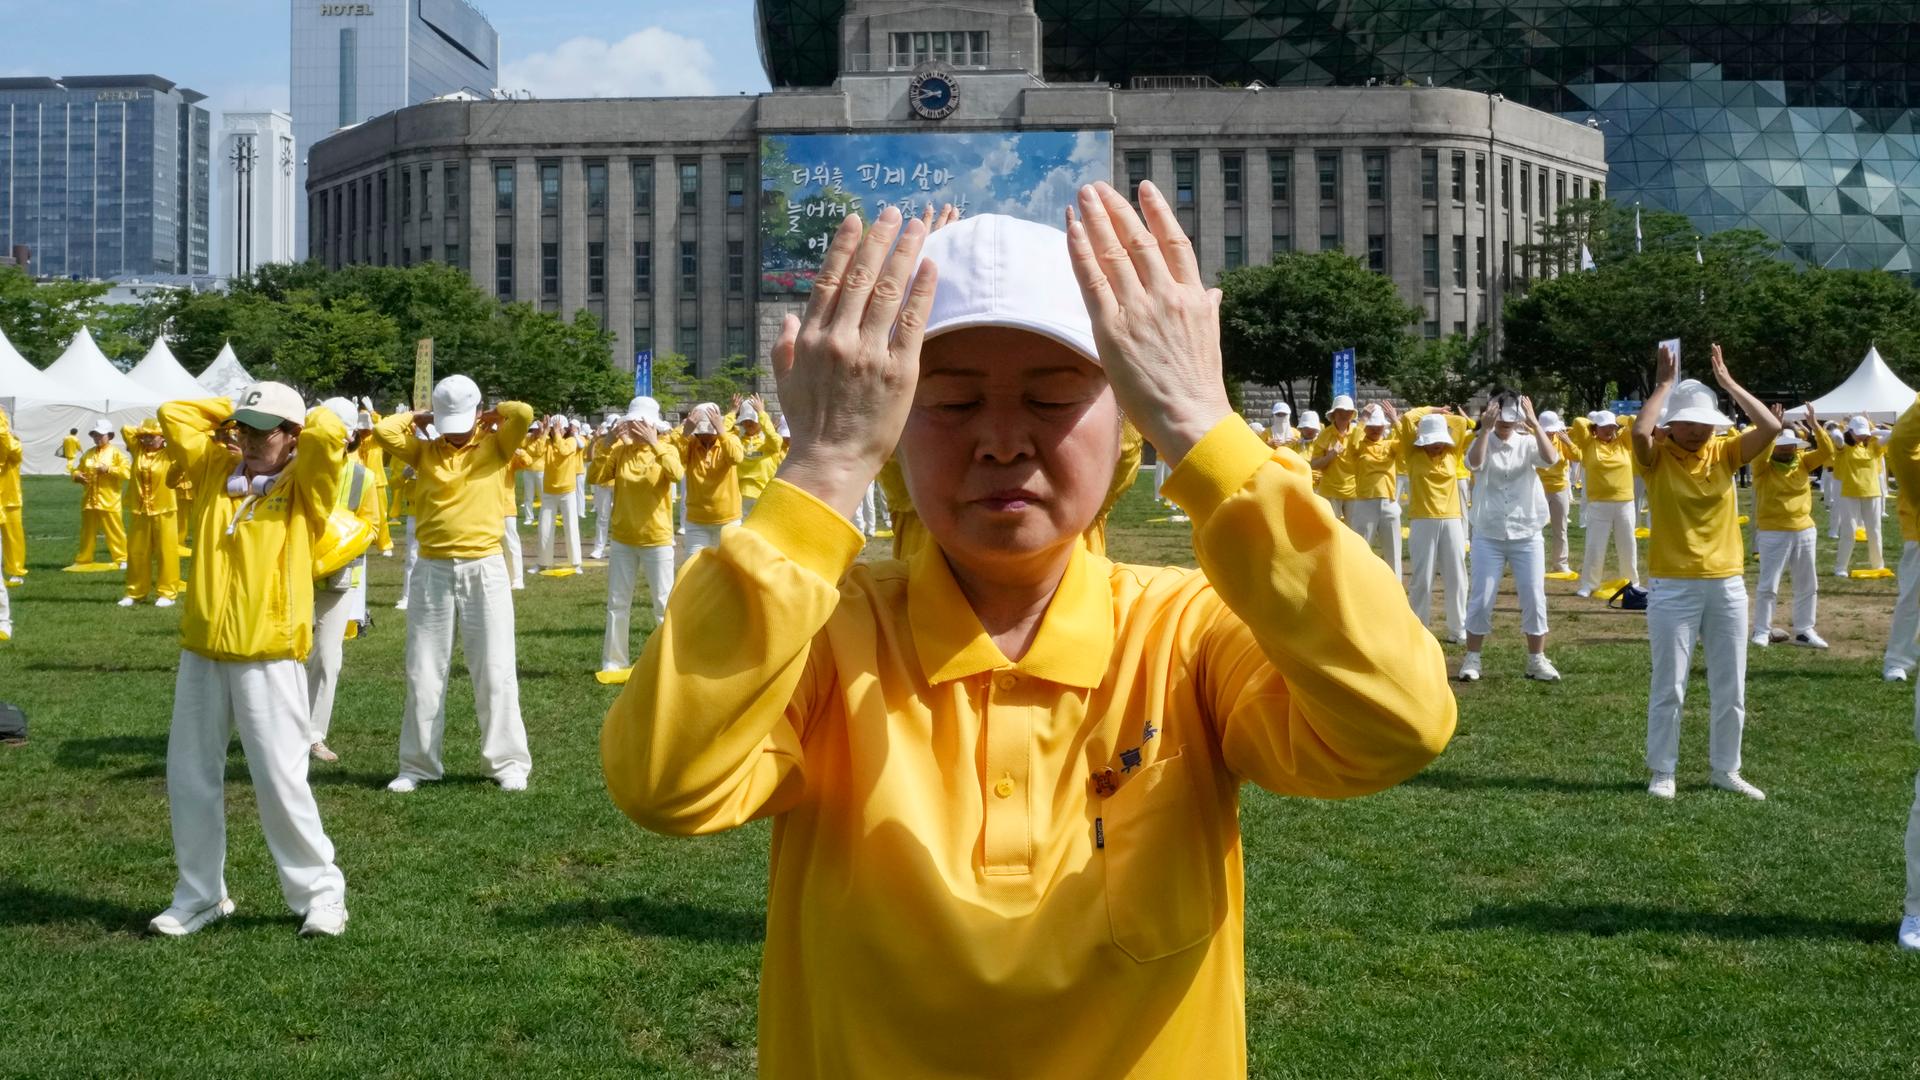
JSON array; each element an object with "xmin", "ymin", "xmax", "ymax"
[
  {"xmin": 538, "ymin": 567, "xmax": 578, "ymax": 578},
  {"xmin": 1633, "ymin": 527, "xmax": 1650, "ymax": 539},
  {"xmin": 1850, "ymin": 567, "xmax": 1897, "ymax": 579},
  {"xmin": 1545, "ymin": 570, "xmax": 1580, "ymax": 581},
  {"xmin": 594, "ymin": 667, "xmax": 633, "ymax": 686},
  {"xmin": 1593, "ymin": 577, "xmax": 1630, "ymax": 598},
  {"xmin": 61, "ymin": 563, "xmax": 121, "ymax": 573}
]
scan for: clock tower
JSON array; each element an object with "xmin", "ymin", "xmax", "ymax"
[{"xmin": 835, "ymin": 0, "xmax": 1046, "ymax": 122}]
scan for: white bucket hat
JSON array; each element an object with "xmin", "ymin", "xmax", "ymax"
[
  {"xmin": 1413, "ymin": 413, "xmax": 1454, "ymax": 447},
  {"xmin": 1297, "ymin": 410, "xmax": 1322, "ymax": 430},
  {"xmin": 1774, "ymin": 429, "xmax": 1806, "ymax": 448},
  {"xmin": 624, "ymin": 395, "xmax": 662, "ymax": 426},
  {"xmin": 1847, "ymin": 415, "xmax": 1872, "ymax": 437},
  {"xmin": 1330, "ymin": 394, "xmax": 1356, "ymax": 414},
  {"xmin": 1362, "ymin": 405, "xmax": 1388, "ymax": 427},
  {"xmin": 917, "ymin": 214, "xmax": 1098, "ymax": 365},
  {"xmin": 1660, "ymin": 379, "xmax": 1733, "ymax": 427},
  {"xmin": 320, "ymin": 396, "xmax": 358, "ymax": 432},
  {"xmin": 1589, "ymin": 409, "xmax": 1618, "ymax": 428},
  {"xmin": 1497, "ymin": 402, "xmax": 1524, "ymax": 423},
  {"xmin": 1249, "ymin": 420, "xmax": 1267, "ymax": 435},
  {"xmin": 691, "ymin": 401, "xmax": 721, "ymax": 436},
  {"xmin": 1538, "ymin": 410, "xmax": 1565, "ymax": 433}
]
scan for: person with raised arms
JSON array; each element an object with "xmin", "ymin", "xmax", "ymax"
[
  {"xmin": 1633, "ymin": 344, "xmax": 1780, "ymax": 800},
  {"xmin": 119, "ymin": 419, "xmax": 183, "ymax": 608},
  {"xmin": 1534, "ymin": 410, "xmax": 1576, "ymax": 574},
  {"xmin": 536, "ymin": 414, "xmax": 585, "ymax": 575},
  {"xmin": 1307, "ymin": 394, "xmax": 1360, "ymax": 521},
  {"xmin": 674, "ymin": 401, "xmax": 746, "ymax": 558},
  {"xmin": 0, "ymin": 405, "xmax": 23, "ymax": 584},
  {"xmin": 1750, "ymin": 404, "xmax": 1831, "ymax": 650},
  {"xmin": 601, "ymin": 186, "xmax": 1454, "ymax": 1076},
  {"xmin": 593, "ymin": 396, "xmax": 684, "ymax": 676},
  {"xmin": 1339, "ymin": 402, "xmax": 1404, "ymax": 575},
  {"xmin": 1458, "ymin": 393, "xmax": 1560, "ymax": 683},
  {"xmin": 1400, "ymin": 406, "xmax": 1471, "ymax": 643},
  {"xmin": 1569, "ymin": 408, "xmax": 1640, "ymax": 597},
  {"xmin": 1831, "ymin": 412, "xmax": 1893, "ymax": 576}
]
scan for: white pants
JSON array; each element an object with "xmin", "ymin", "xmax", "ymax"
[
  {"xmin": 399, "ymin": 555, "xmax": 531, "ymax": 783},
  {"xmin": 1465, "ymin": 534, "xmax": 1548, "ymax": 638},
  {"xmin": 399, "ymin": 517, "xmax": 419, "ymax": 599},
  {"xmin": 167, "ymin": 651, "xmax": 345, "ymax": 914},
  {"xmin": 0, "ymin": 528, "xmax": 9, "ymax": 631},
  {"xmin": 1646, "ymin": 576, "xmax": 1747, "ymax": 775},
  {"xmin": 603, "ymin": 541, "xmax": 675, "ymax": 671},
  {"xmin": 1835, "ymin": 495, "xmax": 1885, "ymax": 571},
  {"xmin": 1457, "ymin": 478, "xmax": 1473, "ymax": 541},
  {"xmin": 1753, "ymin": 527, "xmax": 1817, "ymax": 635},
  {"xmin": 1544, "ymin": 488, "xmax": 1572, "ymax": 571},
  {"xmin": 520, "ymin": 471, "xmax": 541, "ymax": 522},
  {"xmin": 1906, "ymin": 768, "xmax": 1920, "ymax": 917},
  {"xmin": 853, "ymin": 483, "xmax": 890, "ymax": 536},
  {"xmin": 1579, "ymin": 499, "xmax": 1639, "ymax": 591},
  {"xmin": 1153, "ymin": 460, "xmax": 1172, "ymax": 504},
  {"xmin": 502, "ymin": 517, "xmax": 524, "ymax": 585},
  {"xmin": 592, "ymin": 485, "xmax": 614, "ymax": 551},
  {"xmin": 307, "ymin": 587, "xmax": 355, "ymax": 742},
  {"xmin": 1327, "ymin": 497, "xmax": 1350, "ymax": 523},
  {"xmin": 539, "ymin": 495, "xmax": 582, "ymax": 569},
  {"xmin": 684, "ymin": 520, "xmax": 736, "ymax": 561},
  {"xmin": 1886, "ymin": 542, "xmax": 1920, "ymax": 676},
  {"xmin": 1406, "ymin": 517, "xmax": 1467, "ymax": 639},
  {"xmin": 1346, "ymin": 497, "xmax": 1402, "ymax": 578}
]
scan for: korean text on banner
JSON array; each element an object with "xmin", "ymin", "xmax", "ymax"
[
  {"xmin": 634, "ymin": 350, "xmax": 653, "ymax": 397},
  {"xmin": 1332, "ymin": 347, "xmax": 1357, "ymax": 402}
]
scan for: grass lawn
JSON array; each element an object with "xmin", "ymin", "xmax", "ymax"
[{"xmin": 2, "ymin": 470, "xmax": 1919, "ymax": 1078}]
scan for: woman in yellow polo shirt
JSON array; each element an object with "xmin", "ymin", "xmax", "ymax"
[
  {"xmin": 593, "ymin": 396, "xmax": 684, "ymax": 673},
  {"xmin": 1633, "ymin": 343, "xmax": 1780, "ymax": 801},
  {"xmin": 603, "ymin": 188, "xmax": 1453, "ymax": 1076},
  {"xmin": 1569, "ymin": 409, "xmax": 1640, "ymax": 596},
  {"xmin": 734, "ymin": 394, "xmax": 787, "ymax": 518},
  {"xmin": 1535, "ymin": 410, "xmax": 1576, "ymax": 574},
  {"xmin": 1339, "ymin": 402, "xmax": 1403, "ymax": 576},
  {"xmin": 1400, "ymin": 406, "xmax": 1471, "ymax": 642},
  {"xmin": 674, "ymin": 401, "xmax": 745, "ymax": 558},
  {"xmin": 1831, "ymin": 413, "xmax": 1892, "ymax": 574},
  {"xmin": 1308, "ymin": 394, "xmax": 1360, "ymax": 519},
  {"xmin": 1751, "ymin": 404, "xmax": 1831, "ymax": 649}
]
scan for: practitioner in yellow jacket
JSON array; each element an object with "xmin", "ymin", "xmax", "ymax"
[
  {"xmin": 150, "ymin": 384, "xmax": 350, "ymax": 938},
  {"xmin": 603, "ymin": 192, "xmax": 1453, "ymax": 1077},
  {"xmin": 120, "ymin": 419, "xmax": 183, "ymax": 607},
  {"xmin": 72, "ymin": 419, "xmax": 130, "ymax": 567},
  {"xmin": 593, "ymin": 396, "xmax": 685, "ymax": 673},
  {"xmin": 1535, "ymin": 411, "xmax": 1577, "ymax": 573},
  {"xmin": 1569, "ymin": 409, "xmax": 1640, "ymax": 596},
  {"xmin": 733, "ymin": 394, "xmax": 787, "ymax": 517},
  {"xmin": 58, "ymin": 428, "xmax": 81, "ymax": 474},
  {"xmin": 0, "ymin": 405, "xmax": 24, "ymax": 583},
  {"xmin": 537, "ymin": 415, "xmax": 585, "ymax": 572},
  {"xmin": 354, "ymin": 401, "xmax": 392, "ymax": 555},
  {"xmin": 674, "ymin": 401, "xmax": 745, "ymax": 558},
  {"xmin": 1339, "ymin": 401, "xmax": 1404, "ymax": 576},
  {"xmin": 1831, "ymin": 413, "xmax": 1892, "ymax": 574},
  {"xmin": 1307, "ymin": 394, "xmax": 1360, "ymax": 518},
  {"xmin": 1750, "ymin": 404, "xmax": 1832, "ymax": 650}
]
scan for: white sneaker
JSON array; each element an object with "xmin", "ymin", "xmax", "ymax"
[
  {"xmin": 1834, "ymin": 570, "xmax": 1850, "ymax": 578},
  {"xmin": 1791, "ymin": 630, "xmax": 1829, "ymax": 649},
  {"xmin": 299, "ymin": 900, "xmax": 348, "ymax": 938},
  {"xmin": 512, "ymin": 582, "xmax": 525, "ymax": 591},
  {"xmin": 1887, "ymin": 669, "xmax": 1911, "ymax": 683},
  {"xmin": 1750, "ymin": 630, "xmax": 1772, "ymax": 648},
  {"xmin": 1455, "ymin": 653, "xmax": 1481, "ymax": 682},
  {"xmin": 381, "ymin": 548, "xmax": 394, "ymax": 558},
  {"xmin": 154, "ymin": 596, "xmax": 176, "ymax": 608},
  {"xmin": 386, "ymin": 776, "xmax": 417, "ymax": 793},
  {"xmin": 589, "ymin": 549, "xmax": 606, "ymax": 560},
  {"xmin": 1524, "ymin": 654, "xmax": 1561, "ymax": 682},
  {"xmin": 116, "ymin": 596, "xmax": 136, "ymax": 607},
  {"xmin": 1899, "ymin": 915, "xmax": 1920, "ymax": 951},
  {"xmin": 1574, "ymin": 588, "xmax": 1592, "ymax": 598},
  {"xmin": 1710, "ymin": 770, "xmax": 1766, "ymax": 800},
  {"xmin": 394, "ymin": 599, "xmax": 408, "ymax": 611},
  {"xmin": 149, "ymin": 897, "xmax": 235, "ymax": 936},
  {"xmin": 498, "ymin": 775, "xmax": 528, "ymax": 792},
  {"xmin": 6, "ymin": 576, "xmax": 22, "ymax": 585},
  {"xmin": 310, "ymin": 741, "xmax": 338, "ymax": 763},
  {"xmin": 117, "ymin": 561, "xmax": 127, "ymax": 570},
  {"xmin": 1648, "ymin": 772, "xmax": 1677, "ymax": 799}
]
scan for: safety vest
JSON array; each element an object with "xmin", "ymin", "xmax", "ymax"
[{"xmin": 320, "ymin": 462, "xmax": 371, "ymax": 593}]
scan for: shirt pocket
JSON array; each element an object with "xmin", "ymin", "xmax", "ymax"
[{"xmin": 1102, "ymin": 750, "xmax": 1221, "ymax": 963}]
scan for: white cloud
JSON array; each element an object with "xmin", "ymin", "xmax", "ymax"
[{"xmin": 501, "ymin": 29, "xmax": 717, "ymax": 99}]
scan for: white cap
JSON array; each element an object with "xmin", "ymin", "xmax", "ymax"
[
  {"xmin": 1498, "ymin": 403, "xmax": 1523, "ymax": 423},
  {"xmin": 1270, "ymin": 400, "xmax": 1292, "ymax": 416},
  {"xmin": 1362, "ymin": 405, "xmax": 1387, "ymax": 427},
  {"xmin": 1538, "ymin": 410, "xmax": 1565, "ymax": 433},
  {"xmin": 232, "ymin": 382, "xmax": 307, "ymax": 430},
  {"xmin": 1249, "ymin": 420, "xmax": 1267, "ymax": 435},
  {"xmin": 431, "ymin": 374, "xmax": 482, "ymax": 435},
  {"xmin": 624, "ymin": 395, "xmax": 662, "ymax": 426},
  {"xmin": 1775, "ymin": 429, "xmax": 1806, "ymax": 448},
  {"xmin": 1330, "ymin": 394, "xmax": 1356, "ymax": 414},
  {"xmin": 691, "ymin": 401, "xmax": 721, "ymax": 436},
  {"xmin": 1413, "ymin": 413, "xmax": 1454, "ymax": 447},
  {"xmin": 1297, "ymin": 410, "xmax": 1322, "ymax": 430},
  {"xmin": 739, "ymin": 402, "xmax": 760, "ymax": 425},
  {"xmin": 918, "ymin": 214, "xmax": 1097, "ymax": 365},
  {"xmin": 321, "ymin": 397, "xmax": 358, "ymax": 431},
  {"xmin": 1589, "ymin": 409, "xmax": 1618, "ymax": 428},
  {"xmin": 1847, "ymin": 415, "xmax": 1872, "ymax": 436},
  {"xmin": 89, "ymin": 418, "xmax": 115, "ymax": 436},
  {"xmin": 1660, "ymin": 379, "xmax": 1734, "ymax": 427}
]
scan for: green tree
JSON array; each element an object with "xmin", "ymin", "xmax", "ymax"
[
  {"xmin": 1217, "ymin": 251, "xmax": 1421, "ymax": 409},
  {"xmin": 1388, "ymin": 330, "xmax": 1489, "ymax": 406},
  {"xmin": 0, "ymin": 267, "xmax": 110, "ymax": 364},
  {"xmin": 264, "ymin": 296, "xmax": 404, "ymax": 398},
  {"xmin": 646, "ymin": 352, "xmax": 694, "ymax": 413}
]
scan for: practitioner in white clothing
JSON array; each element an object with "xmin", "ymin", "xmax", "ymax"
[{"xmin": 1458, "ymin": 393, "xmax": 1560, "ymax": 683}]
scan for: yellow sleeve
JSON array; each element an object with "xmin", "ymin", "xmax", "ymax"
[
  {"xmin": 492, "ymin": 402, "xmax": 534, "ymax": 457},
  {"xmin": 721, "ymin": 431, "xmax": 746, "ymax": 465},
  {"xmin": 656, "ymin": 443, "xmax": 685, "ymax": 482},
  {"xmin": 158, "ymin": 397, "xmax": 231, "ymax": 484},
  {"xmin": 1804, "ymin": 423, "xmax": 1835, "ymax": 471},
  {"xmin": 291, "ymin": 407, "xmax": 348, "ymax": 531},
  {"xmin": 1886, "ymin": 395, "xmax": 1920, "ymax": 492},
  {"xmin": 372, "ymin": 412, "xmax": 423, "ymax": 468},
  {"xmin": 1159, "ymin": 419, "xmax": 1455, "ymax": 797},
  {"xmin": 601, "ymin": 478, "xmax": 863, "ymax": 835},
  {"xmin": 105, "ymin": 447, "xmax": 132, "ymax": 480},
  {"xmin": 588, "ymin": 449, "xmax": 617, "ymax": 487}
]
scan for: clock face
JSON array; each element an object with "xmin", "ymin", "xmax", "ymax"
[{"xmin": 908, "ymin": 70, "xmax": 959, "ymax": 120}]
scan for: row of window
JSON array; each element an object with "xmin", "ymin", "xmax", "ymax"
[
  {"xmin": 1123, "ymin": 149, "xmax": 1596, "ymax": 212},
  {"xmin": 489, "ymin": 159, "xmax": 749, "ymax": 214},
  {"xmin": 489, "ymin": 239, "xmax": 749, "ymax": 301}
]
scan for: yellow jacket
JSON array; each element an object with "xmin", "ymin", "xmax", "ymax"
[
  {"xmin": 590, "ymin": 439, "xmax": 684, "ymax": 547},
  {"xmin": 676, "ymin": 429, "xmax": 746, "ymax": 525},
  {"xmin": 602, "ymin": 419, "xmax": 1454, "ymax": 1078},
  {"xmin": 1753, "ymin": 427, "xmax": 1832, "ymax": 533},
  {"xmin": 161, "ymin": 398, "xmax": 347, "ymax": 663},
  {"xmin": 1568, "ymin": 419, "xmax": 1635, "ymax": 502},
  {"xmin": 0, "ymin": 410, "xmax": 22, "ymax": 509},
  {"xmin": 60, "ymin": 434, "xmax": 81, "ymax": 472},
  {"xmin": 123, "ymin": 432, "xmax": 179, "ymax": 517},
  {"xmin": 1342, "ymin": 430, "xmax": 1401, "ymax": 500},
  {"xmin": 1536, "ymin": 433, "xmax": 1576, "ymax": 492},
  {"xmin": 1830, "ymin": 433, "xmax": 1889, "ymax": 498},
  {"xmin": 375, "ymin": 403, "xmax": 532, "ymax": 559},
  {"xmin": 737, "ymin": 429, "xmax": 788, "ymax": 501},
  {"xmin": 1397, "ymin": 408, "xmax": 1470, "ymax": 519},
  {"xmin": 75, "ymin": 444, "xmax": 131, "ymax": 511},
  {"xmin": 1888, "ymin": 396, "xmax": 1920, "ymax": 542},
  {"xmin": 357, "ymin": 438, "xmax": 389, "ymax": 493},
  {"xmin": 542, "ymin": 428, "xmax": 584, "ymax": 494}
]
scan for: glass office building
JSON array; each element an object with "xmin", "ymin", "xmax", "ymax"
[
  {"xmin": 758, "ymin": 0, "xmax": 1920, "ymax": 274},
  {"xmin": 290, "ymin": 0, "xmax": 500, "ymax": 254},
  {"xmin": 0, "ymin": 75, "xmax": 211, "ymax": 278}
]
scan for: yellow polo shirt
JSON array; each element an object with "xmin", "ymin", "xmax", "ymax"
[
  {"xmin": 676, "ymin": 430, "xmax": 746, "ymax": 525},
  {"xmin": 374, "ymin": 403, "xmax": 532, "ymax": 560},
  {"xmin": 591, "ymin": 440, "xmax": 683, "ymax": 547},
  {"xmin": 1536, "ymin": 433, "xmax": 1576, "ymax": 492},
  {"xmin": 542, "ymin": 430, "xmax": 585, "ymax": 495},
  {"xmin": 1831, "ymin": 435, "xmax": 1888, "ymax": 498},
  {"xmin": 1753, "ymin": 428, "xmax": 1831, "ymax": 533},
  {"xmin": 602, "ymin": 418, "xmax": 1455, "ymax": 1078},
  {"xmin": 1888, "ymin": 395, "xmax": 1920, "ymax": 541},
  {"xmin": 1308, "ymin": 424, "xmax": 1358, "ymax": 500},
  {"xmin": 1342, "ymin": 431, "xmax": 1400, "ymax": 500},
  {"xmin": 1399, "ymin": 410, "xmax": 1469, "ymax": 519},
  {"xmin": 1644, "ymin": 432, "xmax": 1747, "ymax": 578},
  {"xmin": 1569, "ymin": 420, "xmax": 1635, "ymax": 502}
]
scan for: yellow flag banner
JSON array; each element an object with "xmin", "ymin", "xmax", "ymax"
[{"xmin": 412, "ymin": 339, "xmax": 435, "ymax": 411}]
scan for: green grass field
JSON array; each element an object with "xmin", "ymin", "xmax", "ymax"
[{"xmin": 3, "ymin": 471, "xmax": 1919, "ymax": 1078}]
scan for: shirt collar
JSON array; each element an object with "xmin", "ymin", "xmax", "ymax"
[{"xmin": 908, "ymin": 537, "xmax": 1115, "ymax": 689}]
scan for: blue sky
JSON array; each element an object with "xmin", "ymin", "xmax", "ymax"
[{"xmin": 0, "ymin": 0, "xmax": 773, "ymax": 117}]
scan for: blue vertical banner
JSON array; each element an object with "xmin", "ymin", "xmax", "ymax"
[
  {"xmin": 1331, "ymin": 347, "xmax": 1357, "ymax": 402},
  {"xmin": 634, "ymin": 349, "xmax": 653, "ymax": 397}
]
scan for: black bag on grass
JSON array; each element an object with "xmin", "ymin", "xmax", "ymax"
[
  {"xmin": 1608, "ymin": 583, "xmax": 1649, "ymax": 611},
  {"xmin": 0, "ymin": 702, "xmax": 24, "ymax": 743}
]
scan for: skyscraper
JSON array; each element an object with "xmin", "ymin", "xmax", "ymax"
[
  {"xmin": 0, "ymin": 75, "xmax": 211, "ymax": 278},
  {"xmin": 218, "ymin": 112, "xmax": 297, "ymax": 279},
  {"xmin": 290, "ymin": 0, "xmax": 500, "ymax": 255}
]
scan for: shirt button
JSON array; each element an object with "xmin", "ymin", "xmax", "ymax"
[
  {"xmin": 994, "ymin": 777, "xmax": 1015, "ymax": 799},
  {"xmin": 994, "ymin": 673, "xmax": 1018, "ymax": 690}
]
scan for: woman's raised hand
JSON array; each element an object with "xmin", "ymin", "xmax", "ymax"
[
  {"xmin": 771, "ymin": 207, "xmax": 937, "ymax": 519},
  {"xmin": 1065, "ymin": 180, "xmax": 1233, "ymax": 467}
]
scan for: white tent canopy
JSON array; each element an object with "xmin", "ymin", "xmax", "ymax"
[
  {"xmin": 1809, "ymin": 346, "xmax": 1917, "ymax": 424},
  {"xmin": 127, "ymin": 337, "xmax": 212, "ymax": 401},
  {"xmin": 10, "ymin": 328, "xmax": 167, "ymax": 475},
  {"xmin": 0, "ymin": 327, "xmax": 62, "ymax": 400},
  {"xmin": 196, "ymin": 342, "xmax": 254, "ymax": 398}
]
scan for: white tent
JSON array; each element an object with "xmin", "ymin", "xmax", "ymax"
[
  {"xmin": 10, "ymin": 328, "xmax": 167, "ymax": 475},
  {"xmin": 0, "ymin": 327, "xmax": 62, "ymax": 400},
  {"xmin": 127, "ymin": 337, "xmax": 212, "ymax": 401},
  {"xmin": 197, "ymin": 342, "xmax": 254, "ymax": 398},
  {"xmin": 1809, "ymin": 346, "xmax": 1917, "ymax": 423}
]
